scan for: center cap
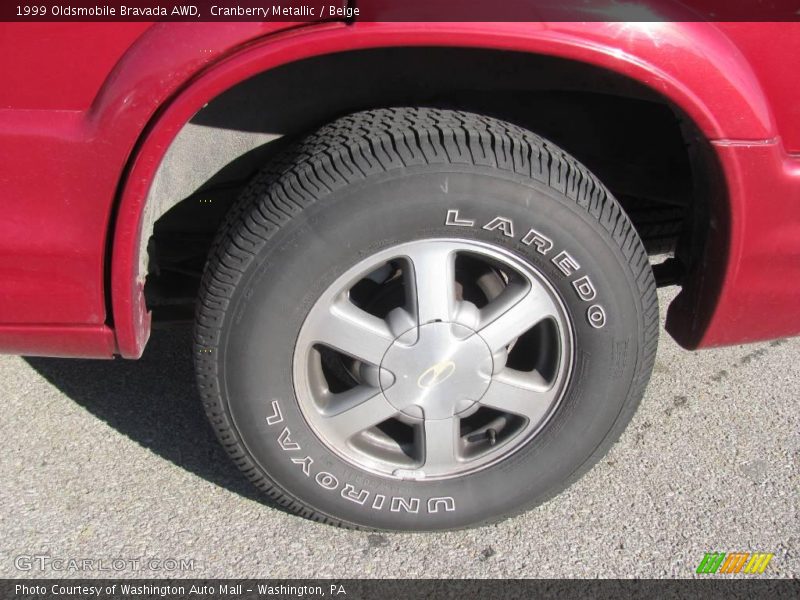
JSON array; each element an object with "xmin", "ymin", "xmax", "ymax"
[{"xmin": 380, "ymin": 321, "xmax": 493, "ymax": 420}]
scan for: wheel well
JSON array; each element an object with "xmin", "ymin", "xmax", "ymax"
[{"xmin": 143, "ymin": 46, "xmax": 714, "ymax": 320}]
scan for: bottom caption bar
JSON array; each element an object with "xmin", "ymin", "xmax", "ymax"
[{"xmin": 3, "ymin": 579, "xmax": 800, "ymax": 599}]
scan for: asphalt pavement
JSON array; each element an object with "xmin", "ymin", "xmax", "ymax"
[{"xmin": 0, "ymin": 288, "xmax": 797, "ymax": 578}]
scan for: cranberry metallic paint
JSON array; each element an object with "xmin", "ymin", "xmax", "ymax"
[{"xmin": 0, "ymin": 20, "xmax": 798, "ymax": 357}]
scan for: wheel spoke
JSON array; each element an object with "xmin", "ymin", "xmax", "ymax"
[
  {"xmin": 479, "ymin": 372, "xmax": 556, "ymax": 422},
  {"xmin": 308, "ymin": 299, "xmax": 394, "ymax": 365},
  {"xmin": 323, "ymin": 388, "xmax": 399, "ymax": 441},
  {"xmin": 478, "ymin": 280, "xmax": 558, "ymax": 352},
  {"xmin": 421, "ymin": 416, "xmax": 461, "ymax": 471},
  {"xmin": 405, "ymin": 243, "xmax": 457, "ymax": 325}
]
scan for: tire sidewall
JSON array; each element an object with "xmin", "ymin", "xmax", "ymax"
[{"xmin": 218, "ymin": 166, "xmax": 647, "ymax": 530}]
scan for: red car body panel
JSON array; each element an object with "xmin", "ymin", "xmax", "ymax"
[{"xmin": 0, "ymin": 20, "xmax": 799, "ymax": 358}]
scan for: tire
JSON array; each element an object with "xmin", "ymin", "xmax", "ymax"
[
  {"xmin": 618, "ymin": 195, "xmax": 685, "ymax": 255},
  {"xmin": 194, "ymin": 108, "xmax": 658, "ymax": 531}
]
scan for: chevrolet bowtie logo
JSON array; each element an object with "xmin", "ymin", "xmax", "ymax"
[{"xmin": 417, "ymin": 361, "xmax": 457, "ymax": 389}]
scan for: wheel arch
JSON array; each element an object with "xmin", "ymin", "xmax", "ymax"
[{"xmin": 108, "ymin": 21, "xmax": 776, "ymax": 357}]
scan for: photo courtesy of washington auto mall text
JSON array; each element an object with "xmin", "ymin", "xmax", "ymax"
[
  {"xmin": 1, "ymin": 1, "xmax": 799, "ymax": 598},
  {"xmin": 14, "ymin": 583, "xmax": 348, "ymax": 597}
]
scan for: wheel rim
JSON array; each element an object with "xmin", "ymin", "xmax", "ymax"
[{"xmin": 293, "ymin": 239, "xmax": 574, "ymax": 480}]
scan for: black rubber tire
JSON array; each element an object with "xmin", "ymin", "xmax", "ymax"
[{"xmin": 194, "ymin": 108, "xmax": 658, "ymax": 531}]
